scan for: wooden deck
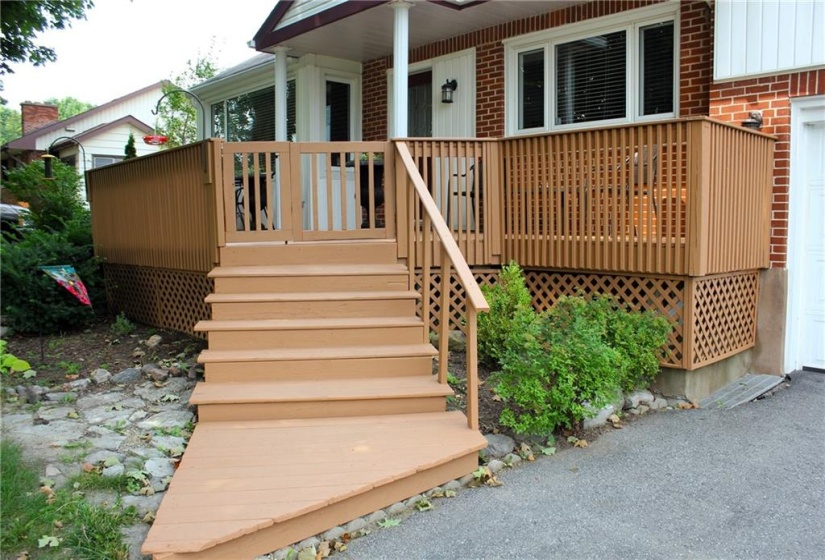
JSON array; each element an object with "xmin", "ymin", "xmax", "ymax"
[
  {"xmin": 143, "ymin": 412, "xmax": 483, "ymax": 558},
  {"xmin": 141, "ymin": 239, "xmax": 486, "ymax": 558}
]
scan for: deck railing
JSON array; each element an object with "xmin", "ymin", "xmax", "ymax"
[
  {"xmin": 404, "ymin": 139, "xmax": 503, "ymax": 267},
  {"xmin": 87, "ymin": 140, "xmax": 220, "ymax": 273},
  {"xmin": 396, "ymin": 141, "xmax": 490, "ymax": 430},
  {"xmin": 219, "ymin": 141, "xmax": 393, "ymax": 243},
  {"xmin": 499, "ymin": 118, "xmax": 773, "ymax": 276}
]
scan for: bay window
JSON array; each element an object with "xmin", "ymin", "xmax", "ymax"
[{"xmin": 508, "ymin": 9, "xmax": 677, "ymax": 134}]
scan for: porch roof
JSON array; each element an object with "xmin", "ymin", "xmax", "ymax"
[{"xmin": 254, "ymin": 0, "xmax": 584, "ymax": 61}]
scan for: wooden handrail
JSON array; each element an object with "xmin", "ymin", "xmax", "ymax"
[
  {"xmin": 395, "ymin": 142, "xmax": 490, "ymax": 314},
  {"xmin": 395, "ymin": 140, "xmax": 488, "ymax": 431}
]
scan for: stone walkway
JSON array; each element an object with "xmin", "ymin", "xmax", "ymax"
[{"xmin": 2, "ymin": 362, "xmax": 198, "ymax": 559}]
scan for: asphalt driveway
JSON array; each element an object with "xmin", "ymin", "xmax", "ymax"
[{"xmin": 340, "ymin": 370, "xmax": 825, "ymax": 560}]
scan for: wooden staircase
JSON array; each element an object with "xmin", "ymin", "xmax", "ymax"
[{"xmin": 141, "ymin": 240, "xmax": 487, "ymax": 559}]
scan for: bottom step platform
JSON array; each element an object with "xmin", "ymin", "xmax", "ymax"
[{"xmin": 141, "ymin": 411, "xmax": 486, "ymax": 559}]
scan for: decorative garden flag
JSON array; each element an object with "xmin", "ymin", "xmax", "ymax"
[{"xmin": 40, "ymin": 265, "xmax": 92, "ymax": 306}]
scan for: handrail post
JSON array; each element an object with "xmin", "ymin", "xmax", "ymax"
[
  {"xmin": 438, "ymin": 257, "xmax": 450, "ymax": 384},
  {"xmin": 466, "ymin": 305, "xmax": 479, "ymax": 430}
]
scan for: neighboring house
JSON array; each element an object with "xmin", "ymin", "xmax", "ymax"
[{"xmin": 1, "ymin": 82, "xmax": 166, "ymax": 200}]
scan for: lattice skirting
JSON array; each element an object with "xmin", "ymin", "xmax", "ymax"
[
  {"xmin": 102, "ymin": 264, "xmax": 213, "ymax": 338},
  {"xmin": 414, "ymin": 269, "xmax": 499, "ymax": 334},
  {"xmin": 689, "ymin": 271, "xmax": 758, "ymax": 369},
  {"xmin": 418, "ymin": 267, "xmax": 758, "ymax": 371}
]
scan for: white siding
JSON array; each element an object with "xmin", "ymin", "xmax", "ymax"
[
  {"xmin": 274, "ymin": 0, "xmax": 348, "ymax": 31},
  {"xmin": 35, "ymin": 85, "xmax": 164, "ymax": 151},
  {"xmin": 432, "ymin": 49, "xmax": 476, "ymax": 138},
  {"xmin": 715, "ymin": 0, "xmax": 825, "ymax": 81}
]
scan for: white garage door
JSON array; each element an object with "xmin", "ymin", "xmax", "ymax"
[{"xmin": 799, "ymin": 122, "xmax": 825, "ymax": 369}]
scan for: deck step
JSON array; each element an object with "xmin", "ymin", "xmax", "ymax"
[
  {"xmin": 206, "ymin": 291, "xmax": 420, "ymax": 320},
  {"xmin": 202, "ymin": 354, "xmax": 435, "ymax": 382},
  {"xmin": 219, "ymin": 240, "xmax": 399, "ymax": 267},
  {"xmin": 141, "ymin": 411, "xmax": 486, "ymax": 558},
  {"xmin": 210, "ymin": 264, "xmax": 409, "ymax": 293},
  {"xmin": 191, "ymin": 376, "xmax": 452, "ymax": 421},
  {"xmin": 196, "ymin": 317, "xmax": 425, "ymax": 350},
  {"xmin": 198, "ymin": 343, "xmax": 437, "ymax": 364}
]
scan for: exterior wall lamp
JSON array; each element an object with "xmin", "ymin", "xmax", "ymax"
[
  {"xmin": 441, "ymin": 79, "xmax": 458, "ymax": 104},
  {"xmin": 42, "ymin": 136, "xmax": 87, "ymax": 180},
  {"xmin": 742, "ymin": 110, "xmax": 763, "ymax": 130}
]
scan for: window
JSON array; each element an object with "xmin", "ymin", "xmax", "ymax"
[
  {"xmin": 93, "ymin": 155, "xmax": 122, "ymax": 168},
  {"xmin": 211, "ymin": 81, "xmax": 296, "ymax": 142},
  {"xmin": 507, "ymin": 9, "xmax": 677, "ymax": 134}
]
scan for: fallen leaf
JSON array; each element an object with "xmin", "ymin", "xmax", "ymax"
[
  {"xmin": 39, "ymin": 486, "xmax": 55, "ymax": 496},
  {"xmin": 612, "ymin": 423, "xmax": 624, "ymax": 429},
  {"xmin": 138, "ymin": 485, "xmax": 155, "ymax": 496},
  {"xmin": 37, "ymin": 535, "xmax": 60, "ymax": 549},
  {"xmin": 142, "ymin": 512, "xmax": 156, "ymax": 524},
  {"xmin": 332, "ymin": 542, "xmax": 347, "ymax": 552},
  {"xmin": 429, "ymin": 488, "xmax": 445, "ymax": 498},
  {"xmin": 485, "ymin": 475, "xmax": 503, "ymax": 487},
  {"xmin": 444, "ymin": 489, "xmax": 457, "ymax": 498},
  {"xmin": 65, "ymin": 375, "xmax": 79, "ymax": 381},
  {"xmin": 415, "ymin": 499, "xmax": 433, "ymax": 511},
  {"xmin": 81, "ymin": 462, "xmax": 95, "ymax": 473},
  {"xmin": 607, "ymin": 414, "xmax": 621, "ymax": 423},
  {"xmin": 541, "ymin": 446, "xmax": 556, "ymax": 456},
  {"xmin": 316, "ymin": 540, "xmax": 331, "ymax": 559},
  {"xmin": 377, "ymin": 518, "xmax": 402, "ymax": 528},
  {"xmin": 567, "ymin": 435, "xmax": 579, "ymax": 444},
  {"xmin": 340, "ymin": 533, "xmax": 351, "ymax": 544},
  {"xmin": 66, "ymin": 411, "xmax": 79, "ymax": 419},
  {"xmin": 491, "ymin": 394, "xmax": 502, "ymax": 402},
  {"xmin": 14, "ymin": 552, "xmax": 29, "ymax": 560},
  {"xmin": 52, "ymin": 520, "xmax": 63, "ymax": 529},
  {"xmin": 574, "ymin": 439, "xmax": 589, "ymax": 448}
]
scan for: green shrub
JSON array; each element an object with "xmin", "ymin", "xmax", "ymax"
[
  {"xmin": 111, "ymin": 312, "xmax": 136, "ymax": 337},
  {"xmin": 477, "ymin": 261, "xmax": 538, "ymax": 366},
  {"xmin": 490, "ymin": 287, "xmax": 671, "ymax": 437},
  {"xmin": 0, "ymin": 224, "xmax": 103, "ymax": 334}
]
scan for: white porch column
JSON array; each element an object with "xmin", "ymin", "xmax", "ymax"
[
  {"xmin": 273, "ymin": 46, "xmax": 290, "ymax": 141},
  {"xmin": 390, "ymin": 0, "xmax": 413, "ymax": 138}
]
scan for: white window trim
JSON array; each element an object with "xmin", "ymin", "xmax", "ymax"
[{"xmin": 504, "ymin": 2, "xmax": 680, "ymax": 136}]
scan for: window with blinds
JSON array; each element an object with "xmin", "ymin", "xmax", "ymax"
[
  {"xmin": 211, "ymin": 80, "xmax": 296, "ymax": 141},
  {"xmin": 556, "ymin": 31, "xmax": 626, "ymax": 125},
  {"xmin": 508, "ymin": 11, "xmax": 677, "ymax": 133}
]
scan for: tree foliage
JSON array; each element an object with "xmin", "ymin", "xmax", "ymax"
[
  {"xmin": 0, "ymin": 1, "xmax": 94, "ymax": 75},
  {"xmin": 0, "ymin": 105, "xmax": 22, "ymax": 145},
  {"xmin": 44, "ymin": 96, "xmax": 95, "ymax": 119},
  {"xmin": 124, "ymin": 132, "xmax": 137, "ymax": 160},
  {"xmin": 156, "ymin": 54, "xmax": 217, "ymax": 148}
]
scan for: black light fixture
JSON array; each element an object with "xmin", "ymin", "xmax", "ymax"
[
  {"xmin": 42, "ymin": 136, "xmax": 86, "ymax": 180},
  {"xmin": 441, "ymin": 79, "xmax": 458, "ymax": 104},
  {"xmin": 742, "ymin": 110, "xmax": 763, "ymax": 130}
]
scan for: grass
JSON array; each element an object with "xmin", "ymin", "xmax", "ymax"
[{"xmin": 1, "ymin": 440, "xmax": 137, "ymax": 559}]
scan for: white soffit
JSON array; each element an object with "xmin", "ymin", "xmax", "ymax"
[{"xmin": 265, "ymin": 1, "xmax": 585, "ymax": 61}]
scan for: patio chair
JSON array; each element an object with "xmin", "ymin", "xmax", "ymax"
[
  {"xmin": 448, "ymin": 160, "xmax": 483, "ymax": 232},
  {"xmin": 235, "ymin": 174, "xmax": 270, "ymax": 231}
]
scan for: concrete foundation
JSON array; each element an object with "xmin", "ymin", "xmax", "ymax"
[
  {"xmin": 752, "ymin": 268, "xmax": 787, "ymax": 375},
  {"xmin": 653, "ymin": 349, "xmax": 754, "ymax": 403}
]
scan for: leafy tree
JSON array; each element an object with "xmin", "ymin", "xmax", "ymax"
[
  {"xmin": 124, "ymin": 132, "xmax": 137, "ymax": 160},
  {"xmin": 0, "ymin": 1, "xmax": 94, "ymax": 75},
  {"xmin": 157, "ymin": 53, "xmax": 217, "ymax": 147},
  {"xmin": 0, "ymin": 105, "xmax": 22, "ymax": 145},
  {"xmin": 44, "ymin": 96, "xmax": 95, "ymax": 119},
  {"xmin": 3, "ymin": 159, "xmax": 84, "ymax": 232}
]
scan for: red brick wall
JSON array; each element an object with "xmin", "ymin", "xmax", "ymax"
[
  {"xmin": 21, "ymin": 103, "xmax": 59, "ymax": 136},
  {"xmin": 679, "ymin": 1, "xmax": 713, "ymax": 116},
  {"xmin": 362, "ymin": 1, "xmax": 711, "ymax": 140},
  {"xmin": 710, "ymin": 69, "xmax": 825, "ymax": 268}
]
